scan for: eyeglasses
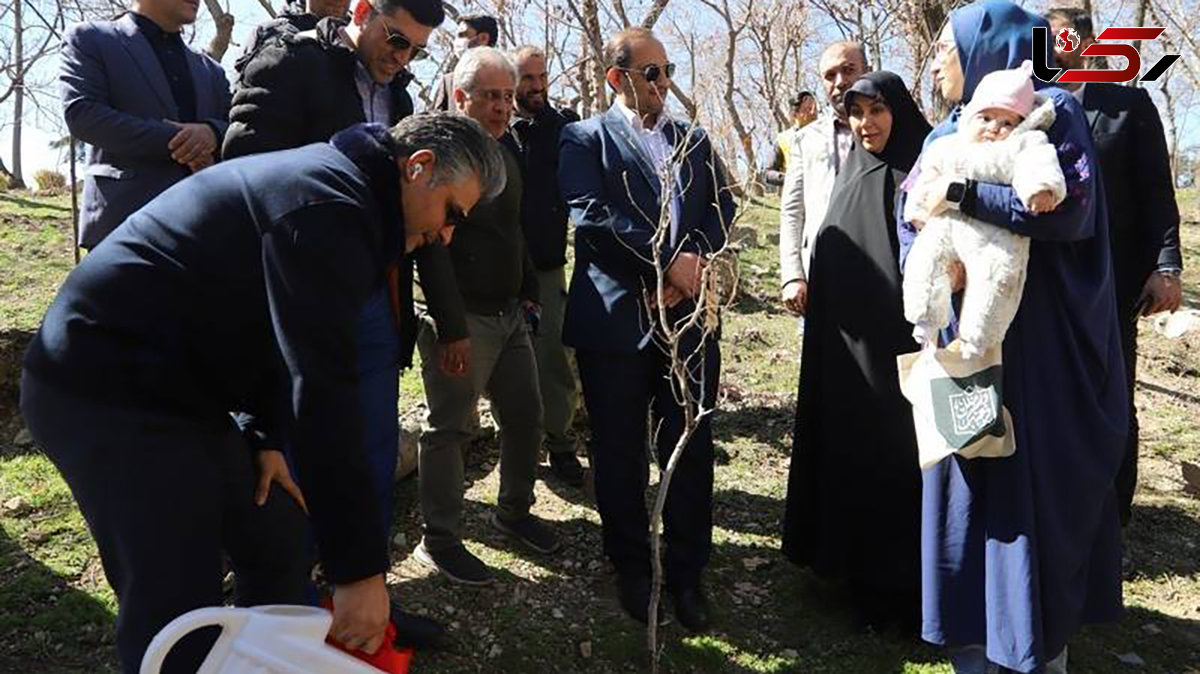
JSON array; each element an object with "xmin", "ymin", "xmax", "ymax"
[
  {"xmin": 468, "ymin": 88, "xmax": 516, "ymax": 105},
  {"xmin": 934, "ymin": 39, "xmax": 957, "ymax": 59},
  {"xmin": 381, "ymin": 21, "xmax": 428, "ymax": 61},
  {"xmin": 619, "ymin": 62, "xmax": 676, "ymax": 83}
]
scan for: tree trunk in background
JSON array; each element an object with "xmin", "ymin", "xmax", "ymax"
[
  {"xmin": 583, "ymin": 0, "xmax": 609, "ymax": 114},
  {"xmin": 11, "ymin": 0, "xmax": 27, "ymax": 189},
  {"xmin": 203, "ymin": 0, "xmax": 235, "ymax": 62},
  {"xmin": 578, "ymin": 38, "xmax": 595, "ymax": 116},
  {"xmin": 1131, "ymin": 0, "xmax": 1149, "ymax": 87}
]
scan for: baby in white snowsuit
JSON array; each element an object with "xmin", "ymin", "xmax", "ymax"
[{"xmin": 903, "ymin": 61, "xmax": 1067, "ymax": 357}]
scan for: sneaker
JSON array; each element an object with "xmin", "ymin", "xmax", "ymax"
[
  {"xmin": 489, "ymin": 512, "xmax": 562, "ymax": 554},
  {"xmin": 548, "ymin": 451, "xmax": 585, "ymax": 487},
  {"xmin": 412, "ymin": 540, "xmax": 494, "ymax": 586}
]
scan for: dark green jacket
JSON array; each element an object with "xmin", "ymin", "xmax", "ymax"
[{"xmin": 449, "ymin": 137, "xmax": 538, "ymax": 314}]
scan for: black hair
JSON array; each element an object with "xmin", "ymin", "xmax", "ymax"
[
  {"xmin": 1045, "ymin": 7, "xmax": 1094, "ymax": 40},
  {"xmin": 790, "ymin": 91, "xmax": 815, "ymax": 109},
  {"xmin": 460, "ymin": 14, "xmax": 500, "ymax": 46},
  {"xmin": 376, "ymin": 0, "xmax": 445, "ymax": 28}
]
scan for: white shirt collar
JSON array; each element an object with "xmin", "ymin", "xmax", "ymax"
[{"xmin": 613, "ymin": 98, "xmax": 669, "ymax": 134}]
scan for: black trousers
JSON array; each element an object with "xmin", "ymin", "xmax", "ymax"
[
  {"xmin": 575, "ymin": 341, "xmax": 719, "ymax": 590},
  {"xmin": 1115, "ymin": 312, "xmax": 1139, "ymax": 527},
  {"xmin": 20, "ymin": 372, "xmax": 311, "ymax": 674}
]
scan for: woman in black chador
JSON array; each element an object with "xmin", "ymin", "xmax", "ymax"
[{"xmin": 781, "ymin": 71, "xmax": 931, "ymax": 629}]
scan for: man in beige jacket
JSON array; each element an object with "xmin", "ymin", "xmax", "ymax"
[{"xmin": 778, "ymin": 41, "xmax": 868, "ymax": 315}]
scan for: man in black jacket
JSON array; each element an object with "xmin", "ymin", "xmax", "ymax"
[
  {"xmin": 1048, "ymin": 7, "xmax": 1184, "ymax": 527},
  {"xmin": 509, "ymin": 45, "xmax": 585, "ymax": 486},
  {"xmin": 20, "ymin": 117, "xmax": 505, "ymax": 674},
  {"xmin": 224, "ymin": 0, "xmax": 469, "ymax": 543},
  {"xmin": 413, "ymin": 46, "xmax": 561, "ymax": 586},
  {"xmin": 233, "ymin": 0, "xmax": 351, "ymax": 77}
]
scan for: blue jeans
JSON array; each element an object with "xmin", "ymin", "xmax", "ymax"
[{"xmin": 357, "ymin": 286, "xmax": 403, "ymax": 540}]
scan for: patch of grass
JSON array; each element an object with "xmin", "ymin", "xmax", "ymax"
[{"xmin": 0, "ymin": 192, "xmax": 73, "ymax": 219}]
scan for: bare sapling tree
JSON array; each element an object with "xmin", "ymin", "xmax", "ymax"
[{"xmin": 611, "ymin": 99, "xmax": 740, "ymax": 671}]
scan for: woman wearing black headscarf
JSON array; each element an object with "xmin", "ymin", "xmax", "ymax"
[{"xmin": 781, "ymin": 71, "xmax": 932, "ymax": 628}]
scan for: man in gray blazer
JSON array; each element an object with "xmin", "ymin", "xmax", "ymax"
[{"xmin": 60, "ymin": 0, "xmax": 231, "ymax": 249}]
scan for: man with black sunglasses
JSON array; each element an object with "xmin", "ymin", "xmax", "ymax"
[{"xmin": 559, "ymin": 27, "xmax": 735, "ymax": 632}]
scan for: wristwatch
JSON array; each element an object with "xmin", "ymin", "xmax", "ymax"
[{"xmin": 945, "ymin": 180, "xmax": 968, "ymax": 210}]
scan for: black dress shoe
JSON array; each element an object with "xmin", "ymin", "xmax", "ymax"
[
  {"xmin": 672, "ymin": 585, "xmax": 711, "ymax": 632},
  {"xmin": 389, "ymin": 599, "xmax": 446, "ymax": 650},
  {"xmin": 616, "ymin": 575, "xmax": 670, "ymax": 626}
]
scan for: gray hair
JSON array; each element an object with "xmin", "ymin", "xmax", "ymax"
[
  {"xmin": 820, "ymin": 41, "xmax": 868, "ymax": 69},
  {"xmin": 452, "ymin": 46, "xmax": 517, "ymax": 94},
  {"xmin": 387, "ymin": 112, "xmax": 507, "ymax": 200},
  {"xmin": 510, "ymin": 45, "xmax": 545, "ymax": 66}
]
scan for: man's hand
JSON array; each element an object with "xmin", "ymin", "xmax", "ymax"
[
  {"xmin": 438, "ymin": 337, "xmax": 471, "ymax": 377},
  {"xmin": 167, "ymin": 121, "xmax": 217, "ymax": 170},
  {"xmin": 330, "ymin": 574, "xmax": 390, "ymax": 655},
  {"xmin": 1141, "ymin": 271, "xmax": 1183, "ymax": 316},
  {"xmin": 648, "ymin": 284, "xmax": 684, "ymax": 311},
  {"xmin": 781, "ymin": 280, "xmax": 808, "ymax": 316},
  {"xmin": 254, "ymin": 449, "xmax": 307, "ymax": 513},
  {"xmin": 667, "ymin": 252, "xmax": 706, "ymax": 298},
  {"xmin": 186, "ymin": 154, "xmax": 216, "ymax": 174}
]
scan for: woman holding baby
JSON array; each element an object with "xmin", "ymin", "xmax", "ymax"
[{"xmin": 899, "ymin": 1, "xmax": 1128, "ymax": 672}]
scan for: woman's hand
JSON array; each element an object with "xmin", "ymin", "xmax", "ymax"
[
  {"xmin": 1026, "ymin": 190, "xmax": 1058, "ymax": 214},
  {"xmin": 255, "ymin": 449, "xmax": 307, "ymax": 513},
  {"xmin": 921, "ymin": 176, "xmax": 953, "ymax": 219},
  {"xmin": 949, "ymin": 261, "xmax": 967, "ymax": 293}
]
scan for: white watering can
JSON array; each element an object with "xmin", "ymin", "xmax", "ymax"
[{"xmin": 140, "ymin": 605, "xmax": 384, "ymax": 674}]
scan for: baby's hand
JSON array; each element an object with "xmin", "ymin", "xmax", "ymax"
[{"xmin": 1027, "ymin": 190, "xmax": 1058, "ymax": 214}]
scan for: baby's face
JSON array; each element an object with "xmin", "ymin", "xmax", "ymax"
[{"xmin": 965, "ymin": 107, "xmax": 1022, "ymax": 142}]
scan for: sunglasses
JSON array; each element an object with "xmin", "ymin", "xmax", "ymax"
[
  {"xmin": 619, "ymin": 62, "xmax": 676, "ymax": 83},
  {"xmin": 381, "ymin": 21, "xmax": 428, "ymax": 60}
]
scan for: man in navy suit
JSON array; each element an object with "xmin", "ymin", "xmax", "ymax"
[
  {"xmin": 60, "ymin": 0, "xmax": 231, "ymax": 249},
  {"xmin": 558, "ymin": 26, "xmax": 734, "ymax": 632}
]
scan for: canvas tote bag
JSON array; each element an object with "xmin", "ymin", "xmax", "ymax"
[{"xmin": 897, "ymin": 340, "xmax": 1016, "ymax": 470}]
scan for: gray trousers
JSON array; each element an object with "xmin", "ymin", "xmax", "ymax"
[
  {"xmin": 417, "ymin": 308, "xmax": 544, "ymax": 551},
  {"xmin": 533, "ymin": 266, "xmax": 579, "ymax": 456}
]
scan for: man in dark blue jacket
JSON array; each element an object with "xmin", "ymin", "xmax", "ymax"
[
  {"xmin": 559, "ymin": 27, "xmax": 734, "ymax": 632},
  {"xmin": 60, "ymin": 0, "xmax": 231, "ymax": 249},
  {"xmin": 20, "ymin": 117, "xmax": 504, "ymax": 674}
]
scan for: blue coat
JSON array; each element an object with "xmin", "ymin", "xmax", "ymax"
[
  {"xmin": 899, "ymin": 2, "xmax": 1128, "ymax": 671},
  {"xmin": 60, "ymin": 12, "xmax": 231, "ymax": 248},
  {"xmin": 558, "ymin": 107, "xmax": 734, "ymax": 353}
]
